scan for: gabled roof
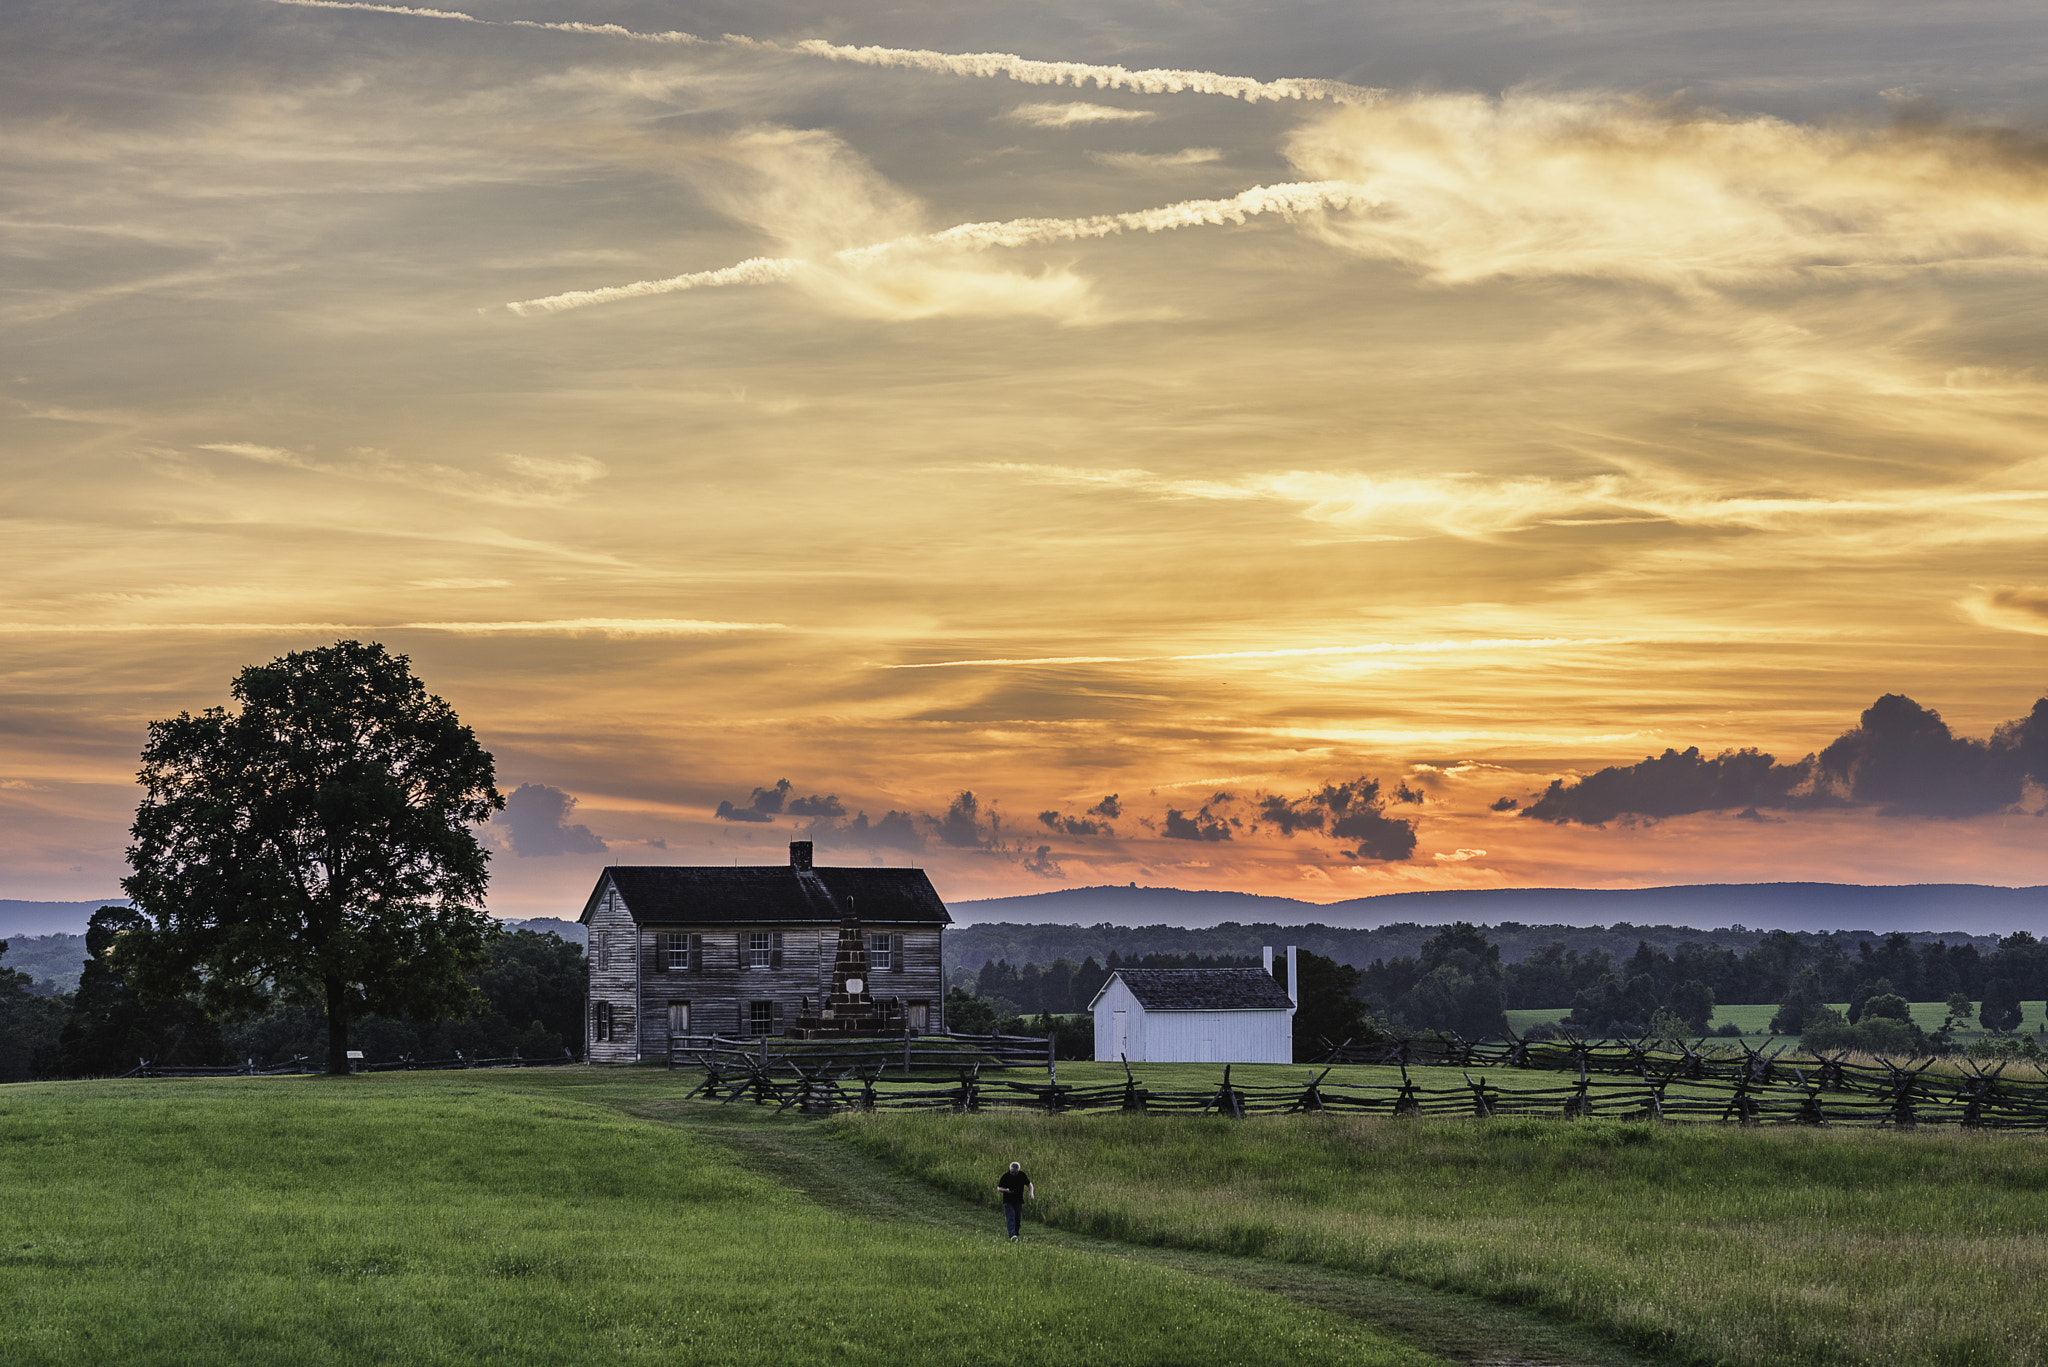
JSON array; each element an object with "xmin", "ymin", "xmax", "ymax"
[
  {"xmin": 1096, "ymin": 968, "xmax": 1294, "ymax": 1012},
  {"xmin": 579, "ymin": 865, "xmax": 951, "ymax": 927}
]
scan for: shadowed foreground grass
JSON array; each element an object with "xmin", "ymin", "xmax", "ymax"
[
  {"xmin": 833, "ymin": 1109, "xmax": 2048, "ymax": 1367},
  {"xmin": 0, "ymin": 1072, "xmax": 1434, "ymax": 1367}
]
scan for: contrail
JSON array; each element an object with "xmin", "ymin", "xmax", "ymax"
[
  {"xmin": 507, "ymin": 181, "xmax": 1371, "ymax": 315},
  {"xmin": 268, "ymin": 0, "xmax": 705, "ymax": 40},
  {"xmin": 506, "ymin": 257, "xmax": 798, "ymax": 317},
  {"xmin": 781, "ymin": 38, "xmax": 1379, "ymax": 105},
  {"xmin": 262, "ymin": 1, "xmax": 1376, "ymax": 102}
]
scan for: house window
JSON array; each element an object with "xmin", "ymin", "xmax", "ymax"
[
  {"xmin": 749, "ymin": 932, "xmax": 771, "ymax": 967},
  {"xmin": 594, "ymin": 1000, "xmax": 614, "ymax": 1042},
  {"xmin": 748, "ymin": 1000, "xmax": 777, "ymax": 1036},
  {"xmin": 663, "ymin": 936, "xmax": 688, "ymax": 972},
  {"xmin": 869, "ymin": 933, "xmax": 889, "ymax": 968}
]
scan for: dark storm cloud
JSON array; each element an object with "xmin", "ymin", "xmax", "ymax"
[
  {"xmin": 1817, "ymin": 693, "xmax": 2031, "ymax": 818},
  {"xmin": 714, "ymin": 778, "xmax": 789, "ymax": 823},
  {"xmin": 715, "ymin": 778, "xmax": 846, "ymax": 822},
  {"xmin": 1021, "ymin": 844, "xmax": 1063, "ymax": 878},
  {"xmin": 1522, "ymin": 747, "xmax": 1815, "ymax": 825},
  {"xmin": 935, "ymin": 790, "xmax": 994, "ymax": 848},
  {"xmin": 1037, "ymin": 795, "xmax": 1119, "ymax": 837},
  {"xmin": 1250, "ymin": 776, "xmax": 1416, "ymax": 862},
  {"xmin": 1256, "ymin": 792, "xmax": 1325, "ymax": 836},
  {"xmin": 1163, "ymin": 804, "xmax": 1232, "ymax": 841},
  {"xmin": 804, "ymin": 808, "xmax": 925, "ymax": 853},
  {"xmin": 1524, "ymin": 693, "xmax": 2048, "ymax": 825},
  {"xmin": 499, "ymin": 782, "xmax": 607, "ymax": 857}
]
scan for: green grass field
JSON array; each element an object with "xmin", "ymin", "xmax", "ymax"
[
  {"xmin": 836, "ymin": 1107, "xmax": 2048, "ymax": 1366},
  {"xmin": 12, "ymin": 1066, "xmax": 2048, "ymax": 1366},
  {"xmin": 1505, "ymin": 999, "xmax": 2048, "ymax": 1044},
  {"xmin": 0, "ymin": 1071, "xmax": 1438, "ymax": 1367}
]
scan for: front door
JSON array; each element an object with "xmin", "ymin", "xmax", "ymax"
[
  {"xmin": 1112, "ymin": 1009, "xmax": 1128, "ymax": 1060},
  {"xmin": 667, "ymin": 1001, "xmax": 690, "ymax": 1037}
]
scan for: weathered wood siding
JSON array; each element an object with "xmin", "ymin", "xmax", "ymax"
[
  {"xmin": 635, "ymin": 923, "xmax": 945, "ymax": 1054},
  {"xmin": 586, "ymin": 878, "xmax": 640, "ymax": 1062}
]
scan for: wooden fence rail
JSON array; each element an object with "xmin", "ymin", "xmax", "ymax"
[
  {"xmin": 666, "ymin": 1031, "xmax": 1056, "ymax": 1076},
  {"xmin": 665, "ymin": 1041, "xmax": 2048, "ymax": 1128}
]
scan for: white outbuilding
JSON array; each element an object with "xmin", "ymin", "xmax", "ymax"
[{"xmin": 1090, "ymin": 948, "xmax": 1298, "ymax": 1064}]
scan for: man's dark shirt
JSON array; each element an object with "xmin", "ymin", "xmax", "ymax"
[{"xmin": 997, "ymin": 1170, "xmax": 1030, "ymax": 1205}]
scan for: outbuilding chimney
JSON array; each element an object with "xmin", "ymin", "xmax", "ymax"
[
  {"xmin": 1286, "ymin": 944, "xmax": 1298, "ymax": 1011},
  {"xmin": 789, "ymin": 840, "xmax": 813, "ymax": 872},
  {"xmin": 1263, "ymin": 945, "xmax": 1274, "ymax": 976}
]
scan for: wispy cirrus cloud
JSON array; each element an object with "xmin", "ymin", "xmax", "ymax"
[
  {"xmin": 1285, "ymin": 94, "xmax": 2048, "ymax": 291},
  {"xmin": 977, "ymin": 461, "xmax": 2048, "ymax": 547},
  {"xmin": 198, "ymin": 443, "xmax": 607, "ymax": 507},
  {"xmin": 1088, "ymin": 148, "xmax": 1224, "ymax": 171},
  {"xmin": 1004, "ymin": 102, "xmax": 1157, "ymax": 128}
]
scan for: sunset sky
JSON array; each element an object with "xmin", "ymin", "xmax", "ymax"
[{"xmin": 5, "ymin": 0, "xmax": 2047, "ymax": 918}]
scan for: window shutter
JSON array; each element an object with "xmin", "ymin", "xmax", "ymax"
[
  {"xmin": 891, "ymin": 934, "xmax": 904, "ymax": 972},
  {"xmin": 653, "ymin": 932, "xmax": 669, "ymax": 973},
  {"xmin": 770, "ymin": 931, "xmax": 783, "ymax": 969},
  {"xmin": 772, "ymin": 1000, "xmax": 785, "ymax": 1031}
]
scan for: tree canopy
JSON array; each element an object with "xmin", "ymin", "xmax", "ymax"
[{"xmin": 122, "ymin": 640, "xmax": 504, "ymax": 1073}]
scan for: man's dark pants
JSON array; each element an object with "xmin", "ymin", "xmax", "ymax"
[{"xmin": 1004, "ymin": 1202, "xmax": 1022, "ymax": 1238}]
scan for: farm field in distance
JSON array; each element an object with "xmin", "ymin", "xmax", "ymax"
[{"xmin": 1504, "ymin": 999, "xmax": 2048, "ymax": 1043}]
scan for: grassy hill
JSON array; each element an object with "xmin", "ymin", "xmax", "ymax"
[
  {"xmin": 0, "ymin": 1072, "xmax": 1432, "ymax": 1367},
  {"xmin": 8, "ymin": 1068, "xmax": 2048, "ymax": 1364}
]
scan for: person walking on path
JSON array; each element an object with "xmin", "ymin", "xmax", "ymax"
[{"xmin": 996, "ymin": 1161, "xmax": 1033, "ymax": 1240}]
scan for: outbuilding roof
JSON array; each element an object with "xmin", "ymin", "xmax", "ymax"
[
  {"xmin": 1097, "ymin": 968, "xmax": 1295, "ymax": 1012},
  {"xmin": 579, "ymin": 864, "xmax": 951, "ymax": 927}
]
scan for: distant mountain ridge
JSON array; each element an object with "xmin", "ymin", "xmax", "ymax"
[
  {"xmin": 952, "ymin": 882, "xmax": 2048, "ymax": 936},
  {"xmin": 0, "ymin": 899, "xmax": 128, "ymax": 938},
  {"xmin": 12, "ymin": 882, "xmax": 2048, "ymax": 942}
]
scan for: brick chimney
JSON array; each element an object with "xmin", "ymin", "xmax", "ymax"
[{"xmin": 789, "ymin": 840, "xmax": 814, "ymax": 872}]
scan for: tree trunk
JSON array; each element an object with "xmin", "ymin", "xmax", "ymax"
[{"xmin": 326, "ymin": 976, "xmax": 351, "ymax": 1075}]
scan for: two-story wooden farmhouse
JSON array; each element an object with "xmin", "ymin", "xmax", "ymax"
[{"xmin": 580, "ymin": 841, "xmax": 951, "ymax": 1062}]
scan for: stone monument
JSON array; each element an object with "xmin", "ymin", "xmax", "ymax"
[{"xmin": 786, "ymin": 898, "xmax": 907, "ymax": 1038}]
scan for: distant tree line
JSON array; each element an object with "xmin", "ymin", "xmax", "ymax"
[
  {"xmin": 0, "ymin": 910, "xmax": 587, "ymax": 1082},
  {"xmin": 967, "ymin": 950, "xmax": 1262, "ymax": 1020},
  {"xmin": 942, "ymin": 923, "xmax": 2048, "ymax": 1053}
]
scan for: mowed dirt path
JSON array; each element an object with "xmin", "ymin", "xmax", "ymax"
[{"xmin": 649, "ymin": 1104, "xmax": 1672, "ymax": 1367}]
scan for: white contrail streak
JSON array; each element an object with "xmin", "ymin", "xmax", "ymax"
[
  {"xmin": 840, "ymin": 180, "xmax": 1370, "ymax": 260},
  {"xmin": 781, "ymin": 38, "xmax": 1380, "ymax": 105},
  {"xmin": 269, "ymin": 1, "xmax": 484, "ymax": 20},
  {"xmin": 506, "ymin": 181, "xmax": 1371, "ymax": 315},
  {"xmin": 262, "ymin": 1, "xmax": 1377, "ymax": 102},
  {"xmin": 268, "ymin": 0, "xmax": 705, "ymax": 40},
  {"xmin": 506, "ymin": 257, "xmax": 799, "ymax": 317}
]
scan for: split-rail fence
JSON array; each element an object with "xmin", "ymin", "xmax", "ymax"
[{"xmin": 673, "ymin": 1031, "xmax": 2048, "ymax": 1128}]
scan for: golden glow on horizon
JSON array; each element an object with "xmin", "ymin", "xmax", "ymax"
[{"xmin": 3, "ymin": 1, "xmax": 2046, "ymax": 914}]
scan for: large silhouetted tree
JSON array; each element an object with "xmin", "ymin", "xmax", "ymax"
[{"xmin": 122, "ymin": 641, "xmax": 503, "ymax": 1074}]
